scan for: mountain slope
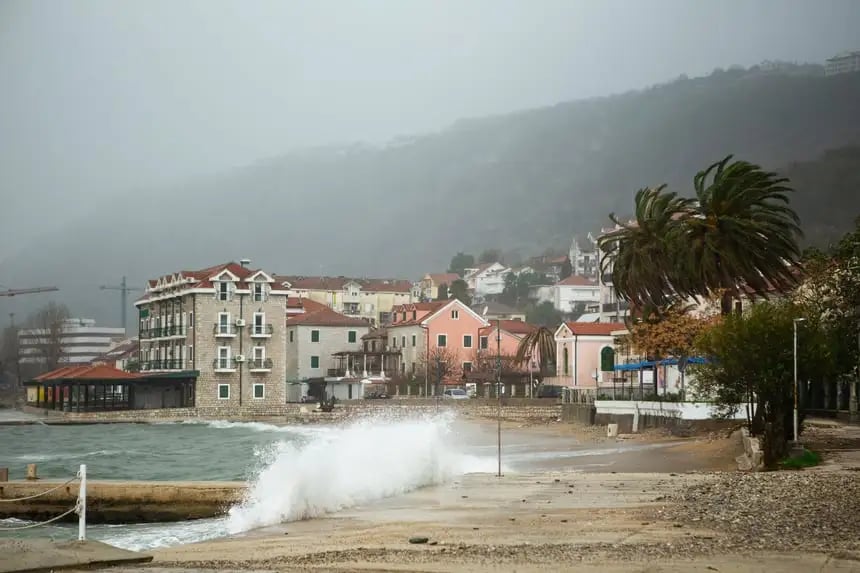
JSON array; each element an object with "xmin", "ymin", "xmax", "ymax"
[{"xmin": 2, "ymin": 67, "xmax": 860, "ymax": 326}]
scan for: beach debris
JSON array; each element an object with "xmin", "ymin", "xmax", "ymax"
[{"xmin": 408, "ymin": 537, "xmax": 429, "ymax": 544}]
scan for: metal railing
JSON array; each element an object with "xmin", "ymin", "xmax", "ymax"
[
  {"xmin": 140, "ymin": 325, "xmax": 187, "ymax": 339},
  {"xmin": 140, "ymin": 359, "xmax": 191, "ymax": 371},
  {"xmin": 250, "ymin": 324, "xmax": 274, "ymax": 337},
  {"xmin": 213, "ymin": 358, "xmax": 235, "ymax": 370},
  {"xmin": 214, "ymin": 324, "xmax": 237, "ymax": 336},
  {"xmin": 0, "ymin": 464, "xmax": 87, "ymax": 540},
  {"xmin": 249, "ymin": 358, "xmax": 273, "ymax": 370}
]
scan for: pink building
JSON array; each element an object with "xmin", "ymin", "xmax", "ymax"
[
  {"xmin": 388, "ymin": 299, "xmax": 489, "ymax": 384},
  {"xmin": 553, "ymin": 322, "xmax": 624, "ymax": 387}
]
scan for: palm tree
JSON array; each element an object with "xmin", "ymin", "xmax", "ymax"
[
  {"xmin": 598, "ymin": 186, "xmax": 694, "ymax": 311},
  {"xmin": 683, "ymin": 156, "xmax": 802, "ymax": 313},
  {"xmin": 515, "ymin": 326, "xmax": 556, "ymax": 378}
]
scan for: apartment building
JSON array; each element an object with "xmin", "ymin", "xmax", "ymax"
[
  {"xmin": 463, "ymin": 262, "xmax": 509, "ymax": 301},
  {"xmin": 135, "ymin": 261, "xmax": 289, "ymax": 408},
  {"xmin": 417, "ymin": 273, "xmax": 460, "ymax": 301},
  {"xmin": 284, "ymin": 307, "xmax": 370, "ymax": 385},
  {"xmin": 277, "ymin": 276, "xmax": 413, "ymax": 326},
  {"xmin": 19, "ymin": 318, "xmax": 126, "ymax": 365},
  {"xmin": 825, "ymin": 51, "xmax": 860, "ymax": 76}
]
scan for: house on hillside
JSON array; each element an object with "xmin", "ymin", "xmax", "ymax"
[
  {"xmin": 553, "ymin": 275, "xmax": 601, "ymax": 314},
  {"xmin": 278, "ymin": 275, "xmax": 413, "ymax": 326},
  {"xmin": 92, "ymin": 338, "xmax": 139, "ymax": 371},
  {"xmin": 549, "ymin": 322, "xmax": 625, "ymax": 388},
  {"xmin": 525, "ymin": 255, "xmax": 569, "ymax": 283},
  {"xmin": 418, "ymin": 273, "xmax": 461, "ymax": 301},
  {"xmin": 471, "ymin": 301, "xmax": 526, "ymax": 322},
  {"xmin": 463, "ymin": 262, "xmax": 509, "ymax": 301},
  {"xmin": 569, "ymin": 234, "xmax": 598, "ymax": 279},
  {"xmin": 285, "ymin": 307, "xmax": 371, "ymax": 401}
]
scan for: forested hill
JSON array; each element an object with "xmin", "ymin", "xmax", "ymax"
[{"xmin": 2, "ymin": 66, "xmax": 860, "ymax": 325}]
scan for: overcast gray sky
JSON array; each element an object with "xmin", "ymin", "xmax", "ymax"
[{"xmin": 2, "ymin": 0, "xmax": 859, "ymax": 262}]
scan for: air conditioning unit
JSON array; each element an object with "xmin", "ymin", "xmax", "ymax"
[
  {"xmin": 235, "ymin": 318, "xmax": 246, "ymax": 327},
  {"xmin": 234, "ymin": 354, "xmax": 246, "ymax": 363}
]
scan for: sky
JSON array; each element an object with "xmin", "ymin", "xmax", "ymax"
[{"xmin": 1, "ymin": 0, "xmax": 859, "ymax": 263}]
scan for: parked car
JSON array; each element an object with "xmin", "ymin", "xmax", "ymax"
[
  {"xmin": 536, "ymin": 384, "xmax": 564, "ymax": 399},
  {"xmin": 365, "ymin": 391, "xmax": 390, "ymax": 399},
  {"xmin": 443, "ymin": 388, "xmax": 470, "ymax": 400}
]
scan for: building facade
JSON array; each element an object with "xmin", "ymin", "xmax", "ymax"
[
  {"xmin": 19, "ymin": 318, "xmax": 126, "ymax": 366},
  {"xmin": 135, "ymin": 262, "xmax": 289, "ymax": 408},
  {"xmin": 418, "ymin": 273, "xmax": 461, "ymax": 301},
  {"xmin": 463, "ymin": 263, "xmax": 509, "ymax": 300},
  {"xmin": 284, "ymin": 307, "xmax": 370, "ymax": 384},
  {"xmin": 551, "ymin": 321, "xmax": 624, "ymax": 387},
  {"xmin": 278, "ymin": 276, "xmax": 413, "ymax": 326},
  {"xmin": 471, "ymin": 301, "xmax": 527, "ymax": 322},
  {"xmin": 825, "ymin": 51, "xmax": 860, "ymax": 76},
  {"xmin": 554, "ymin": 275, "xmax": 601, "ymax": 314}
]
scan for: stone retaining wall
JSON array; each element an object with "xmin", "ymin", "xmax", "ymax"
[
  {"xmin": 561, "ymin": 403, "xmax": 596, "ymax": 425},
  {"xmin": 22, "ymin": 399, "xmax": 562, "ymax": 425}
]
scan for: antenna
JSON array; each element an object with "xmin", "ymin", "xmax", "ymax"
[{"xmin": 240, "ymin": 259, "xmax": 252, "ymax": 268}]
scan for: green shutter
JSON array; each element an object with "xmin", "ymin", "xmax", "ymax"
[
  {"xmin": 311, "ymin": 356, "xmax": 319, "ymax": 369},
  {"xmin": 348, "ymin": 331, "xmax": 356, "ymax": 343},
  {"xmin": 600, "ymin": 347, "xmax": 615, "ymax": 372},
  {"xmin": 311, "ymin": 330, "xmax": 320, "ymax": 342}
]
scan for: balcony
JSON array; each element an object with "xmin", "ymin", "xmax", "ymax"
[
  {"xmin": 141, "ymin": 325, "xmax": 187, "ymax": 340},
  {"xmin": 249, "ymin": 358, "xmax": 273, "ymax": 372},
  {"xmin": 212, "ymin": 358, "xmax": 236, "ymax": 372},
  {"xmin": 250, "ymin": 323, "xmax": 274, "ymax": 338},
  {"xmin": 214, "ymin": 324, "xmax": 237, "ymax": 337},
  {"xmin": 140, "ymin": 359, "xmax": 191, "ymax": 372}
]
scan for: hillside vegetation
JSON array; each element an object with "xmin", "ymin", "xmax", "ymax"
[{"xmin": 2, "ymin": 67, "xmax": 859, "ymax": 324}]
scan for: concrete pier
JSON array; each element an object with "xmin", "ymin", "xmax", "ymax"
[
  {"xmin": 0, "ymin": 480, "xmax": 245, "ymax": 523},
  {"xmin": 0, "ymin": 539, "xmax": 152, "ymax": 573}
]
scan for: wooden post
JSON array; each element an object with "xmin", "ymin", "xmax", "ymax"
[
  {"xmin": 26, "ymin": 463, "xmax": 38, "ymax": 480},
  {"xmin": 0, "ymin": 468, "xmax": 8, "ymax": 482}
]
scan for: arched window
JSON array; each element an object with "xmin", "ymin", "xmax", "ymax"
[
  {"xmin": 563, "ymin": 346, "xmax": 569, "ymax": 376},
  {"xmin": 600, "ymin": 346, "xmax": 615, "ymax": 372}
]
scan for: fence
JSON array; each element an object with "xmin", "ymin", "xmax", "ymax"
[{"xmin": 0, "ymin": 464, "xmax": 87, "ymax": 540}]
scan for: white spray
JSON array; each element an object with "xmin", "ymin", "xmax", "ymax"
[{"xmin": 226, "ymin": 412, "xmax": 493, "ymax": 533}]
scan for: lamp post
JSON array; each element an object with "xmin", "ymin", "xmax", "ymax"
[
  {"xmin": 496, "ymin": 318, "xmax": 502, "ymax": 477},
  {"xmin": 793, "ymin": 317, "xmax": 805, "ymax": 443}
]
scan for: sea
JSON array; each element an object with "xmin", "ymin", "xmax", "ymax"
[{"xmin": 0, "ymin": 413, "xmax": 668, "ymax": 551}]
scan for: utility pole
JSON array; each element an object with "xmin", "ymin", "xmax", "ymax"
[
  {"xmin": 9, "ymin": 313, "xmax": 21, "ymax": 388},
  {"xmin": 100, "ymin": 277, "xmax": 142, "ymax": 332},
  {"xmin": 496, "ymin": 318, "xmax": 502, "ymax": 477}
]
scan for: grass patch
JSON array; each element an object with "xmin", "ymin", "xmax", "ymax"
[{"xmin": 780, "ymin": 449, "xmax": 822, "ymax": 469}]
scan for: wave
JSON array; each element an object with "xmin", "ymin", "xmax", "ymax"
[
  {"xmin": 177, "ymin": 419, "xmax": 332, "ymax": 436},
  {"xmin": 226, "ymin": 412, "xmax": 496, "ymax": 533},
  {"xmin": 10, "ymin": 450, "xmax": 127, "ymax": 462}
]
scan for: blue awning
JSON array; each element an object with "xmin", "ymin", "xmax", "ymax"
[{"xmin": 613, "ymin": 357, "xmax": 707, "ymax": 371}]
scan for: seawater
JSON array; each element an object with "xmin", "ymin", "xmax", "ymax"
[{"xmin": 0, "ymin": 413, "xmax": 498, "ymax": 550}]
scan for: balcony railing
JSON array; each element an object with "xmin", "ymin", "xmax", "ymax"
[
  {"xmin": 249, "ymin": 358, "xmax": 273, "ymax": 371},
  {"xmin": 250, "ymin": 324, "xmax": 274, "ymax": 337},
  {"xmin": 214, "ymin": 324, "xmax": 237, "ymax": 336},
  {"xmin": 140, "ymin": 359, "xmax": 191, "ymax": 371},
  {"xmin": 141, "ymin": 325, "xmax": 187, "ymax": 340},
  {"xmin": 213, "ymin": 358, "xmax": 236, "ymax": 371}
]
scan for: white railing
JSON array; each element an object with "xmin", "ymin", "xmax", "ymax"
[{"xmin": 0, "ymin": 464, "xmax": 87, "ymax": 540}]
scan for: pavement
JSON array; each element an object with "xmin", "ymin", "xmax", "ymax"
[{"xmin": 0, "ymin": 539, "xmax": 152, "ymax": 573}]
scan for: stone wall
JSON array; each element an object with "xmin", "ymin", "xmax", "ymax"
[
  {"xmin": 23, "ymin": 398, "xmax": 562, "ymax": 425},
  {"xmin": 561, "ymin": 403, "xmax": 596, "ymax": 425}
]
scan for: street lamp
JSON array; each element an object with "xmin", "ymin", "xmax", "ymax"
[{"xmin": 793, "ymin": 317, "xmax": 805, "ymax": 443}]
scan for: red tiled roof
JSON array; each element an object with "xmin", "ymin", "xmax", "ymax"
[
  {"xmin": 143, "ymin": 262, "xmax": 261, "ymax": 294},
  {"xmin": 285, "ymin": 297, "xmax": 328, "ymax": 312},
  {"xmin": 34, "ymin": 364, "xmax": 140, "ymax": 381},
  {"xmin": 563, "ymin": 322, "xmax": 625, "ymax": 336},
  {"xmin": 389, "ymin": 301, "xmax": 448, "ymax": 326},
  {"xmin": 276, "ymin": 275, "xmax": 412, "ymax": 293},
  {"xmin": 285, "ymin": 307, "xmax": 370, "ymax": 328},
  {"xmin": 427, "ymin": 273, "xmax": 460, "ymax": 285},
  {"xmin": 480, "ymin": 320, "xmax": 537, "ymax": 336},
  {"xmin": 557, "ymin": 275, "xmax": 597, "ymax": 287}
]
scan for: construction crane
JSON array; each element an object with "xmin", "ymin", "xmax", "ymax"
[
  {"xmin": 0, "ymin": 286, "xmax": 59, "ymax": 297},
  {"xmin": 100, "ymin": 276, "xmax": 142, "ymax": 332}
]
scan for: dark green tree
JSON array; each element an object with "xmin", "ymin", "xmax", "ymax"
[
  {"xmin": 449, "ymin": 279, "xmax": 471, "ymax": 306},
  {"xmin": 435, "ymin": 283, "xmax": 449, "ymax": 301},
  {"xmin": 559, "ymin": 258, "xmax": 573, "ymax": 280},
  {"xmin": 478, "ymin": 249, "xmax": 503, "ymax": 264},
  {"xmin": 448, "ymin": 252, "xmax": 475, "ymax": 277}
]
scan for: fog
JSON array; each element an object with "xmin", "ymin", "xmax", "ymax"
[{"xmin": 2, "ymin": 0, "xmax": 859, "ymax": 264}]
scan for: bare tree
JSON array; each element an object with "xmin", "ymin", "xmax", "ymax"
[
  {"xmin": 24, "ymin": 302, "xmax": 71, "ymax": 372},
  {"xmin": 418, "ymin": 346, "xmax": 460, "ymax": 392}
]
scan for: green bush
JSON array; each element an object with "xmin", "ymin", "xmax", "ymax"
[{"xmin": 779, "ymin": 449, "xmax": 821, "ymax": 469}]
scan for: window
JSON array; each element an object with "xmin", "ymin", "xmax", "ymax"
[
  {"xmin": 253, "ymin": 383, "xmax": 265, "ymax": 399},
  {"xmin": 401, "ymin": 362, "xmax": 405, "ymax": 374},
  {"xmin": 253, "ymin": 282, "xmax": 267, "ymax": 302},
  {"xmin": 600, "ymin": 347, "xmax": 615, "ymax": 372},
  {"xmin": 480, "ymin": 336, "xmax": 488, "ymax": 350},
  {"xmin": 411, "ymin": 362, "xmax": 416, "ymax": 373},
  {"xmin": 218, "ymin": 312, "xmax": 231, "ymax": 335},
  {"xmin": 217, "ymin": 281, "xmax": 231, "ymax": 301},
  {"xmin": 253, "ymin": 312, "xmax": 266, "ymax": 335},
  {"xmin": 411, "ymin": 334, "xmax": 416, "ymax": 347},
  {"xmin": 253, "ymin": 346, "xmax": 265, "ymax": 361},
  {"xmin": 563, "ymin": 346, "xmax": 569, "ymax": 376},
  {"xmin": 289, "ymin": 330, "xmax": 294, "ymax": 343},
  {"xmin": 412, "ymin": 311, "xmax": 417, "ymax": 320},
  {"xmin": 392, "ymin": 336, "xmax": 397, "ymax": 348},
  {"xmin": 188, "ymin": 346, "xmax": 194, "ymax": 364},
  {"xmin": 311, "ymin": 330, "xmax": 320, "ymax": 343},
  {"xmin": 348, "ymin": 331, "xmax": 357, "ymax": 343},
  {"xmin": 218, "ymin": 384, "xmax": 230, "ymax": 399},
  {"xmin": 311, "ymin": 355, "xmax": 320, "ymax": 369},
  {"xmin": 401, "ymin": 336, "xmax": 406, "ymax": 348},
  {"xmin": 463, "ymin": 362, "xmax": 472, "ymax": 373},
  {"xmin": 188, "ymin": 312, "xmax": 194, "ymax": 328},
  {"xmin": 217, "ymin": 346, "xmax": 231, "ymax": 369},
  {"xmin": 437, "ymin": 334, "xmax": 447, "ymax": 347},
  {"xmin": 451, "ymin": 310, "xmax": 459, "ymax": 319},
  {"xmin": 463, "ymin": 335, "xmax": 473, "ymax": 348}
]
